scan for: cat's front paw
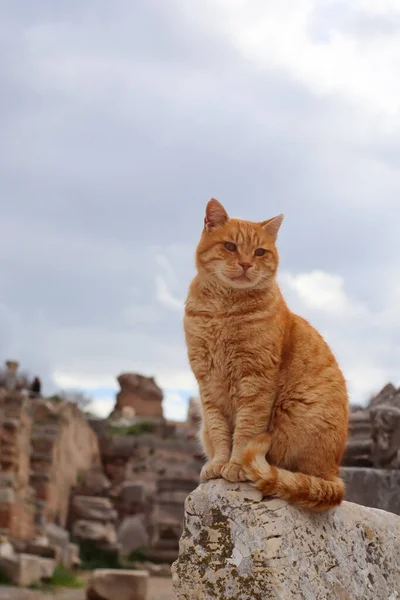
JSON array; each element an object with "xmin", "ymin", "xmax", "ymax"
[
  {"xmin": 200, "ymin": 460, "xmax": 225, "ymax": 481},
  {"xmin": 221, "ymin": 461, "xmax": 247, "ymax": 483}
]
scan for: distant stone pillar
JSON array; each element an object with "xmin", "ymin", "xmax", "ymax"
[{"xmin": 5, "ymin": 360, "xmax": 19, "ymax": 391}]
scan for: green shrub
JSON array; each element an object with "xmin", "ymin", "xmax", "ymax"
[
  {"xmin": 47, "ymin": 394, "xmax": 63, "ymax": 404},
  {"xmin": 77, "ymin": 540, "xmax": 121, "ymax": 570},
  {"xmin": 29, "ymin": 566, "xmax": 83, "ymax": 591},
  {"xmin": 127, "ymin": 547, "xmax": 150, "ymax": 563},
  {"xmin": 108, "ymin": 420, "xmax": 155, "ymax": 437},
  {"xmin": 49, "ymin": 565, "xmax": 83, "ymax": 588},
  {"xmin": 0, "ymin": 565, "xmax": 12, "ymax": 586}
]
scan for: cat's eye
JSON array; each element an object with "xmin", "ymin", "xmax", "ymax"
[
  {"xmin": 255, "ymin": 248, "xmax": 266, "ymax": 256},
  {"xmin": 224, "ymin": 242, "xmax": 237, "ymax": 252}
]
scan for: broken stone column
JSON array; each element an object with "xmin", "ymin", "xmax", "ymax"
[
  {"xmin": 172, "ymin": 479, "xmax": 400, "ymax": 600},
  {"xmin": 4, "ymin": 361, "xmax": 19, "ymax": 391}
]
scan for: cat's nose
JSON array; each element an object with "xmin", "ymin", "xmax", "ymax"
[{"xmin": 239, "ymin": 262, "xmax": 253, "ymax": 272}]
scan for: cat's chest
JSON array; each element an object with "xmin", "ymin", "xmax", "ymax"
[{"xmin": 187, "ymin": 306, "xmax": 262, "ymax": 353}]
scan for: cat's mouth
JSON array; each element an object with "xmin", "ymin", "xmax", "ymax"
[
  {"xmin": 232, "ymin": 274, "xmax": 251, "ymax": 282},
  {"xmin": 230, "ymin": 274, "xmax": 254, "ymax": 286}
]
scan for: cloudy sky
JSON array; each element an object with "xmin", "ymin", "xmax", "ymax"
[{"xmin": 1, "ymin": 0, "xmax": 400, "ymax": 420}]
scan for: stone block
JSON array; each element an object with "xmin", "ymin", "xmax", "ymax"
[
  {"xmin": 45, "ymin": 523, "xmax": 70, "ymax": 564},
  {"xmin": 75, "ymin": 469, "xmax": 111, "ymax": 497},
  {"xmin": 341, "ymin": 467, "xmax": 400, "ymax": 515},
  {"xmin": 25, "ymin": 542, "xmax": 61, "ymax": 562},
  {"xmin": 72, "ymin": 520, "xmax": 117, "ymax": 546},
  {"xmin": 172, "ymin": 479, "xmax": 400, "ymax": 600},
  {"xmin": 0, "ymin": 553, "xmax": 56, "ymax": 586},
  {"xmin": 117, "ymin": 514, "xmax": 149, "ymax": 558},
  {"xmin": 86, "ymin": 569, "xmax": 149, "ymax": 600},
  {"xmin": 121, "ymin": 482, "xmax": 146, "ymax": 506},
  {"xmin": 66, "ymin": 542, "xmax": 81, "ymax": 569},
  {"xmin": 72, "ymin": 496, "xmax": 118, "ymax": 522}
]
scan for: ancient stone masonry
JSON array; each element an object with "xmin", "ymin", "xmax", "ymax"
[
  {"xmin": 111, "ymin": 373, "xmax": 164, "ymax": 421},
  {"xmin": 97, "ymin": 430, "xmax": 203, "ymax": 561},
  {"xmin": 29, "ymin": 400, "xmax": 101, "ymax": 529},
  {"xmin": 0, "ymin": 389, "xmax": 102, "ymax": 548},
  {"xmin": 172, "ymin": 479, "xmax": 400, "ymax": 600},
  {"xmin": 0, "ymin": 393, "xmax": 35, "ymax": 541},
  {"xmin": 341, "ymin": 382, "xmax": 400, "ymax": 515}
]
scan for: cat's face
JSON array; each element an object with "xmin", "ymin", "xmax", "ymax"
[{"xmin": 196, "ymin": 199, "xmax": 283, "ymax": 290}]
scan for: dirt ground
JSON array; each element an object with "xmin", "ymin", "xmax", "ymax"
[{"xmin": 0, "ymin": 577, "xmax": 174, "ymax": 600}]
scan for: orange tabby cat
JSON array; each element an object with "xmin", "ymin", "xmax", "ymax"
[{"xmin": 184, "ymin": 199, "xmax": 348, "ymax": 511}]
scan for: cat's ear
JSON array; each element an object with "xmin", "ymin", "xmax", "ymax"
[
  {"xmin": 204, "ymin": 198, "xmax": 229, "ymax": 231},
  {"xmin": 262, "ymin": 214, "xmax": 284, "ymax": 239}
]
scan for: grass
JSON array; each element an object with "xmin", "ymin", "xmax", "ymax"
[
  {"xmin": 108, "ymin": 420, "xmax": 155, "ymax": 437},
  {"xmin": 29, "ymin": 565, "xmax": 84, "ymax": 591},
  {"xmin": 49, "ymin": 565, "xmax": 84, "ymax": 588}
]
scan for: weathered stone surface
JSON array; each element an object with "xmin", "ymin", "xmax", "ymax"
[
  {"xmin": 0, "ymin": 540, "xmax": 15, "ymax": 559},
  {"xmin": 121, "ymin": 482, "xmax": 146, "ymax": 507},
  {"xmin": 0, "ymin": 553, "xmax": 56, "ymax": 586},
  {"xmin": 133, "ymin": 561, "xmax": 172, "ymax": 578},
  {"xmin": 74, "ymin": 469, "xmax": 111, "ymax": 497},
  {"xmin": 370, "ymin": 405, "xmax": 400, "ymax": 468},
  {"xmin": 44, "ymin": 522, "xmax": 70, "ymax": 559},
  {"xmin": 117, "ymin": 514, "xmax": 150, "ymax": 558},
  {"xmin": 66, "ymin": 543, "xmax": 81, "ymax": 569},
  {"xmin": 343, "ymin": 382, "xmax": 400, "ymax": 471},
  {"xmin": 112, "ymin": 373, "xmax": 164, "ymax": 420},
  {"xmin": 341, "ymin": 467, "xmax": 400, "ymax": 515},
  {"xmin": 71, "ymin": 496, "xmax": 117, "ymax": 522},
  {"xmin": 25, "ymin": 542, "xmax": 61, "ymax": 562},
  {"xmin": 72, "ymin": 520, "xmax": 117, "ymax": 546},
  {"xmin": 86, "ymin": 569, "xmax": 149, "ymax": 600},
  {"xmin": 172, "ymin": 479, "xmax": 400, "ymax": 600},
  {"xmin": 369, "ymin": 382, "xmax": 400, "ymax": 409},
  {"xmin": 342, "ymin": 409, "xmax": 372, "ymax": 467},
  {"xmin": 30, "ymin": 401, "xmax": 101, "ymax": 528}
]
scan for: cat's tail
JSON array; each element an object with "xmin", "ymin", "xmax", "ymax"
[{"xmin": 242, "ymin": 434, "xmax": 345, "ymax": 512}]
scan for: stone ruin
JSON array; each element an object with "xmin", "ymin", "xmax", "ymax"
[
  {"xmin": 0, "ymin": 386, "xmax": 100, "ymax": 585},
  {"xmin": 0, "ymin": 364, "xmax": 204, "ymax": 587},
  {"xmin": 93, "ymin": 421, "xmax": 203, "ymax": 563},
  {"xmin": 110, "ymin": 372, "xmax": 164, "ymax": 422},
  {"xmin": 2, "ymin": 357, "xmax": 399, "ymax": 593},
  {"xmin": 341, "ymin": 382, "xmax": 400, "ymax": 515},
  {"xmin": 172, "ymin": 479, "xmax": 400, "ymax": 599}
]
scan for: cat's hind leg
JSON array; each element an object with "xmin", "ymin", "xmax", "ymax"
[{"xmin": 199, "ymin": 422, "xmax": 214, "ymax": 459}]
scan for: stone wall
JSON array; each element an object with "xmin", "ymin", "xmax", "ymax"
[
  {"xmin": 172, "ymin": 479, "xmax": 400, "ymax": 599},
  {"xmin": 0, "ymin": 393, "xmax": 101, "ymax": 543},
  {"xmin": 0, "ymin": 393, "xmax": 35, "ymax": 540},
  {"xmin": 342, "ymin": 382, "xmax": 400, "ymax": 515},
  {"xmin": 98, "ymin": 431, "xmax": 203, "ymax": 561},
  {"xmin": 30, "ymin": 401, "xmax": 101, "ymax": 528}
]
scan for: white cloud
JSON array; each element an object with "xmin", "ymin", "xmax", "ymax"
[
  {"xmin": 280, "ymin": 268, "xmax": 400, "ymax": 404},
  {"xmin": 87, "ymin": 395, "xmax": 115, "ymax": 419},
  {"xmin": 211, "ymin": 0, "xmax": 400, "ymax": 114},
  {"xmin": 280, "ymin": 270, "xmax": 368, "ymax": 317},
  {"xmin": 1, "ymin": 0, "xmax": 400, "ymax": 419},
  {"xmin": 155, "ymin": 274, "xmax": 184, "ymax": 311},
  {"xmin": 52, "ymin": 372, "xmax": 117, "ymax": 390},
  {"xmin": 163, "ymin": 390, "xmax": 190, "ymax": 422}
]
